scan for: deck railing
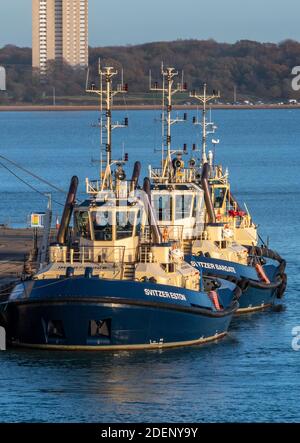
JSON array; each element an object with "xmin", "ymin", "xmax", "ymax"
[
  {"xmin": 85, "ymin": 178, "xmax": 137, "ymax": 197},
  {"xmin": 150, "ymin": 167, "xmax": 197, "ymax": 183},
  {"xmin": 48, "ymin": 245, "xmax": 126, "ymax": 265},
  {"xmin": 140, "ymin": 225, "xmax": 183, "ymax": 243}
]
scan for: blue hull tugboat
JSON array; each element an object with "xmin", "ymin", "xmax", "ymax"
[
  {"xmin": 0, "ymin": 66, "xmax": 239, "ymax": 350},
  {"xmin": 186, "ymin": 253, "xmax": 285, "ymax": 313},
  {"xmin": 3, "ymin": 276, "xmax": 237, "ymax": 350},
  {"xmin": 148, "ymin": 67, "xmax": 286, "ymax": 314}
]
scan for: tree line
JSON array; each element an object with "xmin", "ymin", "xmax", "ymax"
[{"xmin": 0, "ymin": 39, "xmax": 300, "ymax": 104}]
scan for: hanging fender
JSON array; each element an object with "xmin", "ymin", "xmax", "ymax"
[
  {"xmin": 255, "ymin": 263, "xmax": 271, "ymax": 284},
  {"xmin": 208, "ymin": 290, "xmax": 221, "ymax": 311}
]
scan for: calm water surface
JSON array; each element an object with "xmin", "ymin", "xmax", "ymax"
[{"xmin": 0, "ymin": 109, "xmax": 299, "ymax": 422}]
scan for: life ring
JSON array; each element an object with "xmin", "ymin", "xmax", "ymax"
[
  {"xmin": 170, "ymin": 248, "xmax": 184, "ymax": 261},
  {"xmin": 223, "ymin": 227, "xmax": 233, "ymax": 238}
]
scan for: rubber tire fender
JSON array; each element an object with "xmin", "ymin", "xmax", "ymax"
[
  {"xmin": 277, "ymin": 273, "xmax": 287, "ymax": 299},
  {"xmin": 238, "ymin": 278, "xmax": 249, "ymax": 292}
]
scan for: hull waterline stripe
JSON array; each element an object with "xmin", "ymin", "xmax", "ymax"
[
  {"xmin": 235, "ymin": 303, "xmax": 273, "ymax": 314},
  {"xmin": 10, "ymin": 332, "xmax": 227, "ymax": 351}
]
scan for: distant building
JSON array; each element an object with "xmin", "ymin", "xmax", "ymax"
[
  {"xmin": 0, "ymin": 66, "xmax": 6, "ymax": 91},
  {"xmin": 32, "ymin": 0, "xmax": 89, "ymax": 73}
]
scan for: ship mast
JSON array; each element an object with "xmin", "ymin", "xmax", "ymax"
[
  {"xmin": 190, "ymin": 85, "xmax": 220, "ymax": 166},
  {"xmin": 86, "ymin": 63, "xmax": 128, "ymax": 190},
  {"xmin": 150, "ymin": 65, "xmax": 187, "ymax": 178}
]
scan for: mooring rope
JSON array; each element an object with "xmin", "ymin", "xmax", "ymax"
[
  {"xmin": 0, "ymin": 154, "xmax": 65, "ymax": 193},
  {"xmin": 0, "ymin": 161, "xmax": 64, "ymax": 207}
]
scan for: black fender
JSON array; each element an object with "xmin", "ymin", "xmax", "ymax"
[
  {"xmin": 246, "ymin": 245, "xmax": 287, "ymax": 296},
  {"xmin": 233, "ymin": 285, "xmax": 242, "ymax": 301},
  {"xmin": 276, "ymin": 273, "xmax": 287, "ymax": 299},
  {"xmin": 247, "ymin": 276, "xmax": 282, "ymax": 290},
  {"xmin": 237, "ymin": 278, "xmax": 249, "ymax": 292}
]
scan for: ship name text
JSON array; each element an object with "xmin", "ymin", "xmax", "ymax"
[
  {"xmin": 144, "ymin": 288, "xmax": 187, "ymax": 301},
  {"xmin": 190, "ymin": 260, "xmax": 236, "ymax": 274}
]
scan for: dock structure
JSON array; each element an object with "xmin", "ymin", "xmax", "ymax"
[{"xmin": 0, "ymin": 228, "xmax": 38, "ymax": 298}]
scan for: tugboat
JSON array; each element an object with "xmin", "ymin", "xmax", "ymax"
[
  {"xmin": 149, "ymin": 66, "xmax": 287, "ymax": 313},
  {"xmin": 0, "ymin": 66, "xmax": 239, "ymax": 350}
]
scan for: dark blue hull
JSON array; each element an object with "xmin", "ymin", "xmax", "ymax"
[
  {"xmin": 185, "ymin": 255, "xmax": 283, "ymax": 314},
  {"xmin": 1, "ymin": 277, "xmax": 238, "ymax": 350},
  {"xmin": 236, "ymin": 284, "xmax": 277, "ymax": 313}
]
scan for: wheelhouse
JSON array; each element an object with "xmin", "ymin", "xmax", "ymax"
[
  {"xmin": 151, "ymin": 183, "xmax": 205, "ymax": 240},
  {"xmin": 73, "ymin": 195, "xmax": 146, "ymax": 263}
]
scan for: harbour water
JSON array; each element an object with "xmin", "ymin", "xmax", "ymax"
[{"xmin": 0, "ymin": 109, "xmax": 299, "ymax": 422}]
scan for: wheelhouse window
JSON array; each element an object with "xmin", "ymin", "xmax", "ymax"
[
  {"xmin": 116, "ymin": 210, "xmax": 135, "ymax": 240},
  {"xmin": 175, "ymin": 194, "xmax": 193, "ymax": 220},
  {"xmin": 153, "ymin": 194, "xmax": 172, "ymax": 222},
  {"xmin": 74, "ymin": 211, "xmax": 90, "ymax": 239},
  {"xmin": 136, "ymin": 210, "xmax": 142, "ymax": 236},
  {"xmin": 92, "ymin": 210, "xmax": 113, "ymax": 241},
  {"xmin": 192, "ymin": 195, "xmax": 198, "ymax": 218},
  {"xmin": 192, "ymin": 193, "xmax": 204, "ymax": 218},
  {"xmin": 214, "ymin": 187, "xmax": 227, "ymax": 209}
]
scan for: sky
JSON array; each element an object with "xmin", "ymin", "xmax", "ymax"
[{"xmin": 0, "ymin": 0, "xmax": 298, "ymax": 48}]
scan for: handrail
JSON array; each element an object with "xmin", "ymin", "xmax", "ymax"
[
  {"xmin": 86, "ymin": 178, "xmax": 137, "ymax": 196},
  {"xmin": 140, "ymin": 224, "xmax": 184, "ymax": 243},
  {"xmin": 158, "ymin": 224, "xmax": 183, "ymax": 242},
  {"xmin": 150, "ymin": 167, "xmax": 196, "ymax": 183},
  {"xmin": 48, "ymin": 245, "xmax": 128, "ymax": 265}
]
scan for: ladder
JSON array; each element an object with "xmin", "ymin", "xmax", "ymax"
[
  {"xmin": 139, "ymin": 244, "xmax": 151, "ymax": 263},
  {"xmin": 123, "ymin": 263, "xmax": 135, "ymax": 280},
  {"xmin": 183, "ymin": 240, "xmax": 192, "ymax": 255}
]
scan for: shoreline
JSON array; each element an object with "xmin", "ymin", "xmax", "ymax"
[{"xmin": 0, "ymin": 104, "xmax": 300, "ymax": 112}]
